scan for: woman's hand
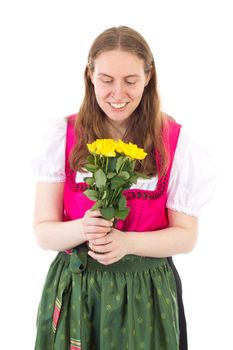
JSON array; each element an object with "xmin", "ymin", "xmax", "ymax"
[
  {"xmin": 82, "ymin": 209, "xmax": 113, "ymax": 241},
  {"xmin": 87, "ymin": 228, "xmax": 130, "ymax": 265}
]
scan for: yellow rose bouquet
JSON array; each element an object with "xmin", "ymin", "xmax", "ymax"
[{"xmin": 83, "ymin": 139, "xmax": 148, "ymax": 221}]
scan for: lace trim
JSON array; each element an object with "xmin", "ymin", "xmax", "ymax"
[
  {"xmin": 124, "ymin": 173, "xmax": 168, "ymax": 200},
  {"xmin": 66, "ymin": 168, "xmax": 169, "ymax": 200},
  {"xmin": 66, "ymin": 168, "xmax": 88, "ymax": 191}
]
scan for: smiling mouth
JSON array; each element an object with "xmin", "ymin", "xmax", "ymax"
[{"xmin": 109, "ymin": 102, "xmax": 128, "ymax": 109}]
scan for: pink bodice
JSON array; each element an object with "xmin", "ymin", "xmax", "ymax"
[{"xmin": 63, "ymin": 114, "xmax": 181, "ymax": 232}]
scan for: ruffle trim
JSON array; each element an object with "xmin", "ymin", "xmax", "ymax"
[
  {"xmin": 166, "ymin": 203, "xmax": 200, "ymax": 218},
  {"xmin": 34, "ymin": 174, "xmax": 66, "ymax": 183}
]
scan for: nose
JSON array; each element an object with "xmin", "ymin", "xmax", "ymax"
[{"xmin": 111, "ymin": 81, "xmax": 125, "ymax": 101}]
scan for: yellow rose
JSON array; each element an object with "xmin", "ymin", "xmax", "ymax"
[
  {"xmin": 95, "ymin": 139, "xmax": 117, "ymax": 157},
  {"xmin": 87, "ymin": 141, "xmax": 97, "ymax": 154},
  {"xmin": 87, "ymin": 139, "xmax": 147, "ymax": 159},
  {"xmin": 120, "ymin": 142, "xmax": 147, "ymax": 160},
  {"xmin": 115, "ymin": 140, "xmax": 127, "ymax": 153}
]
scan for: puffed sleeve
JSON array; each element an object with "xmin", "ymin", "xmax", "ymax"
[
  {"xmin": 30, "ymin": 117, "xmax": 67, "ymax": 182},
  {"xmin": 166, "ymin": 128, "xmax": 217, "ymax": 217}
]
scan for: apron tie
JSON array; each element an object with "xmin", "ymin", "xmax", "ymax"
[
  {"xmin": 70, "ymin": 245, "xmax": 88, "ymax": 273},
  {"xmin": 52, "ymin": 245, "xmax": 88, "ymax": 350},
  {"xmin": 70, "ymin": 246, "xmax": 88, "ymax": 349}
]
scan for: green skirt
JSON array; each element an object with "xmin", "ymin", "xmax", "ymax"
[{"xmin": 34, "ymin": 244, "xmax": 180, "ymax": 350}]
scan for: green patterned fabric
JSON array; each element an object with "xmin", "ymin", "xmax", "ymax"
[{"xmin": 34, "ymin": 245, "xmax": 180, "ymax": 349}]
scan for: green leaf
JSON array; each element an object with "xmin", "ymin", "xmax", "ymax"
[
  {"xmin": 121, "ymin": 159, "xmax": 131, "ymax": 172},
  {"xmin": 87, "ymin": 155, "xmax": 95, "ymax": 163},
  {"xmin": 91, "ymin": 200, "xmax": 103, "ymax": 211},
  {"xmin": 83, "ymin": 189, "xmax": 99, "ymax": 201},
  {"xmin": 107, "ymin": 172, "xmax": 116, "ymax": 179},
  {"xmin": 108, "ymin": 157, "xmax": 117, "ymax": 172},
  {"xmin": 111, "ymin": 176, "xmax": 126, "ymax": 189},
  {"xmin": 114, "ymin": 208, "xmax": 130, "ymax": 220},
  {"xmin": 85, "ymin": 164, "xmax": 99, "ymax": 173},
  {"xmin": 129, "ymin": 175, "xmax": 138, "ymax": 184},
  {"xmin": 83, "ymin": 177, "xmax": 95, "ymax": 186},
  {"xmin": 118, "ymin": 195, "xmax": 127, "ymax": 210},
  {"xmin": 119, "ymin": 171, "xmax": 130, "ymax": 180},
  {"xmin": 131, "ymin": 159, "xmax": 137, "ymax": 170},
  {"xmin": 102, "ymin": 190, "xmax": 108, "ymax": 200},
  {"xmin": 94, "ymin": 168, "xmax": 106, "ymax": 188},
  {"xmin": 116, "ymin": 156, "xmax": 124, "ymax": 173},
  {"xmin": 100, "ymin": 207, "xmax": 115, "ymax": 220}
]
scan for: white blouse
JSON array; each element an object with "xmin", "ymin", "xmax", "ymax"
[{"xmin": 30, "ymin": 117, "xmax": 216, "ymax": 218}]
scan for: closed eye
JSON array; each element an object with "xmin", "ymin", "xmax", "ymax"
[
  {"xmin": 126, "ymin": 81, "xmax": 137, "ymax": 85},
  {"xmin": 100, "ymin": 79, "xmax": 113, "ymax": 84}
]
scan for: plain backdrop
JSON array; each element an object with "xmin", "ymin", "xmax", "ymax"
[{"xmin": 0, "ymin": 0, "xmax": 232, "ymax": 349}]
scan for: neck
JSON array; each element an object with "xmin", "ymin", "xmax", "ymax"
[{"xmin": 105, "ymin": 118, "xmax": 128, "ymax": 140}]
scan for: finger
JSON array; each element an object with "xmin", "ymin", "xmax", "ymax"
[
  {"xmin": 85, "ymin": 217, "xmax": 113, "ymax": 229},
  {"xmin": 83, "ymin": 209, "xmax": 101, "ymax": 221},
  {"xmin": 89, "ymin": 242, "xmax": 111, "ymax": 253},
  {"xmin": 84, "ymin": 225, "xmax": 111, "ymax": 234},
  {"xmin": 87, "ymin": 209, "xmax": 101, "ymax": 217},
  {"xmin": 89, "ymin": 236, "xmax": 112, "ymax": 246},
  {"xmin": 88, "ymin": 250, "xmax": 114, "ymax": 262},
  {"xmin": 83, "ymin": 232, "xmax": 107, "ymax": 240},
  {"xmin": 97, "ymin": 256, "xmax": 117, "ymax": 265}
]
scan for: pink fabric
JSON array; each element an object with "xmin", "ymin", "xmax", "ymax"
[
  {"xmin": 63, "ymin": 114, "xmax": 181, "ymax": 232},
  {"xmin": 52, "ymin": 305, "xmax": 60, "ymax": 331}
]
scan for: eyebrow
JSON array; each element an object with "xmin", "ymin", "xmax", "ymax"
[{"xmin": 98, "ymin": 73, "xmax": 140, "ymax": 78}]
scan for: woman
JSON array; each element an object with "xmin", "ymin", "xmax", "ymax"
[{"xmin": 32, "ymin": 26, "xmax": 215, "ymax": 349}]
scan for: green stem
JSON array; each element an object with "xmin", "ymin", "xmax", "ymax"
[
  {"xmin": 108, "ymin": 188, "xmax": 116, "ymax": 206},
  {"xmin": 109, "ymin": 187, "xmax": 122, "ymax": 207},
  {"xmin": 119, "ymin": 157, "xmax": 128, "ymax": 173},
  {"xmin": 106, "ymin": 157, "xmax": 109, "ymax": 173}
]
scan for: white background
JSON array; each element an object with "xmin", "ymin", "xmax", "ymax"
[{"xmin": 0, "ymin": 0, "xmax": 232, "ymax": 349}]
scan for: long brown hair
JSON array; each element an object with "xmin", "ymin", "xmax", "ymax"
[{"xmin": 70, "ymin": 26, "xmax": 169, "ymax": 176}]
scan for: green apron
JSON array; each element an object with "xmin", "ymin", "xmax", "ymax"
[{"xmin": 34, "ymin": 244, "xmax": 179, "ymax": 349}]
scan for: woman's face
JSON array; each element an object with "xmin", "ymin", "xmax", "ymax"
[{"xmin": 90, "ymin": 50, "xmax": 151, "ymax": 127}]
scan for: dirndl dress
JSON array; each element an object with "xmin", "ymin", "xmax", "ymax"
[
  {"xmin": 34, "ymin": 244, "xmax": 185, "ymax": 350},
  {"xmin": 34, "ymin": 115, "xmax": 188, "ymax": 349}
]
